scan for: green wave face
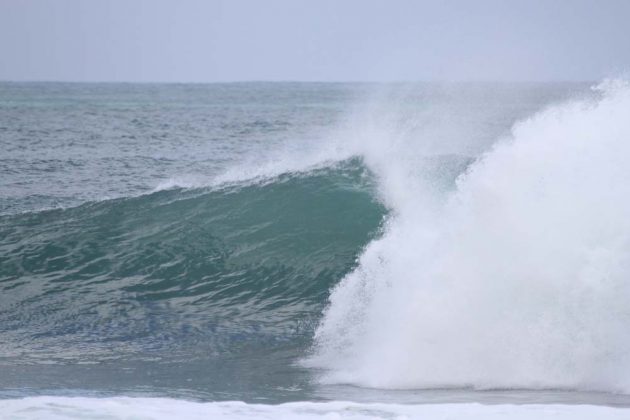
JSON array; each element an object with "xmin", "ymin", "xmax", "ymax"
[{"xmin": 0, "ymin": 159, "xmax": 385, "ymax": 364}]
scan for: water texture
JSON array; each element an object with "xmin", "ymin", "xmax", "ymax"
[{"xmin": 6, "ymin": 81, "xmax": 630, "ymax": 415}]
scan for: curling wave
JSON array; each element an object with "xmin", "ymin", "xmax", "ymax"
[{"xmin": 0, "ymin": 160, "xmax": 384, "ymax": 363}]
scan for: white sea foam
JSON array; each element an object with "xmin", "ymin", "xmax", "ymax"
[
  {"xmin": 307, "ymin": 80, "xmax": 630, "ymax": 392},
  {"xmin": 1, "ymin": 397, "xmax": 629, "ymax": 420}
]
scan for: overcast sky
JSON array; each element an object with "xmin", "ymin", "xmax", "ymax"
[{"xmin": 1, "ymin": 0, "xmax": 629, "ymax": 82}]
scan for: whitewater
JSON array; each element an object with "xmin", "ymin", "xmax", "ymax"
[
  {"xmin": 308, "ymin": 80, "xmax": 630, "ymax": 392},
  {"xmin": 2, "ymin": 81, "xmax": 630, "ymax": 418},
  {"xmin": 4, "ymin": 397, "xmax": 630, "ymax": 420}
]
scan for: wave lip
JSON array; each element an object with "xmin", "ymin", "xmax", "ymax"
[{"xmin": 308, "ymin": 81, "xmax": 630, "ymax": 393}]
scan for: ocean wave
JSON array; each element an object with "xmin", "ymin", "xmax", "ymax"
[{"xmin": 0, "ymin": 160, "xmax": 384, "ymax": 363}]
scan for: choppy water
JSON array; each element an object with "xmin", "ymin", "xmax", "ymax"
[{"xmin": 3, "ymin": 81, "xmax": 630, "ymax": 418}]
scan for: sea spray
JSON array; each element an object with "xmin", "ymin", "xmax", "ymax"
[{"xmin": 308, "ymin": 81, "xmax": 630, "ymax": 392}]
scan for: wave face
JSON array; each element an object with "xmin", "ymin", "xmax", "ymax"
[
  {"xmin": 308, "ymin": 81, "xmax": 630, "ymax": 393},
  {"xmin": 0, "ymin": 161, "xmax": 384, "ymax": 364}
]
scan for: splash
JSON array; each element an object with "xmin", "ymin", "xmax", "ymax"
[{"xmin": 308, "ymin": 81, "xmax": 630, "ymax": 392}]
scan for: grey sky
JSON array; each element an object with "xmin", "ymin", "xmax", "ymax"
[{"xmin": 1, "ymin": 0, "xmax": 629, "ymax": 82}]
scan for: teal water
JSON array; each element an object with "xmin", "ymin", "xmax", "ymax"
[{"xmin": 7, "ymin": 81, "xmax": 629, "ymax": 409}]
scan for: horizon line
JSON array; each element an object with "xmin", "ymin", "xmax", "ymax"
[{"xmin": 0, "ymin": 78, "xmax": 596, "ymax": 85}]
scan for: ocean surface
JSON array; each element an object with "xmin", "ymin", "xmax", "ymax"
[{"xmin": 3, "ymin": 81, "xmax": 630, "ymax": 418}]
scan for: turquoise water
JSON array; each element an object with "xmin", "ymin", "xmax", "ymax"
[{"xmin": 6, "ymin": 81, "xmax": 630, "ymax": 415}]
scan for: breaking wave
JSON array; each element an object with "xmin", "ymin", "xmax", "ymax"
[{"xmin": 308, "ymin": 81, "xmax": 630, "ymax": 393}]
